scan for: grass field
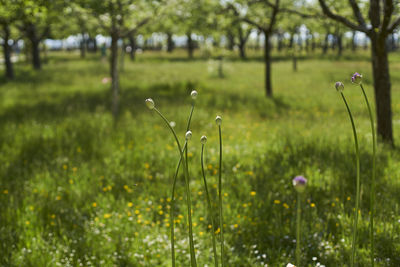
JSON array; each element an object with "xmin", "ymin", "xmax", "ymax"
[{"xmin": 1, "ymin": 49, "xmax": 400, "ymax": 266}]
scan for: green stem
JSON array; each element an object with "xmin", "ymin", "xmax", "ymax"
[
  {"xmin": 340, "ymin": 92, "xmax": 360, "ymax": 267},
  {"xmin": 185, "ymin": 141, "xmax": 197, "ymax": 267},
  {"xmin": 169, "ymin": 103, "xmax": 195, "ymax": 267},
  {"xmin": 153, "ymin": 108, "xmax": 197, "ymax": 267},
  {"xmin": 360, "ymin": 84, "xmax": 376, "ymax": 267},
  {"xmin": 170, "ymin": 142, "xmax": 187, "ymax": 267},
  {"xmin": 186, "ymin": 103, "xmax": 195, "ymax": 131},
  {"xmin": 218, "ymin": 125, "xmax": 225, "ymax": 267},
  {"xmin": 201, "ymin": 144, "xmax": 219, "ymax": 267},
  {"xmin": 296, "ymin": 193, "xmax": 302, "ymax": 267}
]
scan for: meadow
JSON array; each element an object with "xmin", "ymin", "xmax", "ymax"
[{"xmin": 1, "ymin": 49, "xmax": 400, "ymax": 266}]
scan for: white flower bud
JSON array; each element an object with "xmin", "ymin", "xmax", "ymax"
[
  {"xmin": 190, "ymin": 90, "xmax": 198, "ymax": 100},
  {"xmin": 215, "ymin": 115, "xmax": 222, "ymax": 126},
  {"xmin": 335, "ymin": 82, "xmax": 344, "ymax": 92},
  {"xmin": 145, "ymin": 98, "xmax": 155, "ymax": 109},
  {"xmin": 169, "ymin": 121, "xmax": 176, "ymax": 128},
  {"xmin": 200, "ymin": 135, "xmax": 207, "ymax": 144},
  {"xmin": 185, "ymin": 131, "xmax": 192, "ymax": 140}
]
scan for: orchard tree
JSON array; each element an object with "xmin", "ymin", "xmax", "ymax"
[
  {"xmin": 64, "ymin": 3, "xmax": 99, "ymax": 58},
  {"xmin": 219, "ymin": 15, "xmax": 253, "ymax": 59},
  {"xmin": 226, "ymin": 0, "xmax": 310, "ymax": 97},
  {"xmin": 16, "ymin": 0, "xmax": 64, "ymax": 70},
  {"xmin": 174, "ymin": 0, "xmax": 217, "ymax": 58},
  {"xmin": 318, "ymin": 0, "xmax": 400, "ymax": 144},
  {"xmin": 0, "ymin": 0, "xmax": 19, "ymax": 79},
  {"xmin": 86, "ymin": 0, "xmax": 163, "ymax": 119}
]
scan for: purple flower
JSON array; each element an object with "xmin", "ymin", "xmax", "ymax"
[
  {"xmin": 335, "ymin": 82, "xmax": 344, "ymax": 92},
  {"xmin": 293, "ymin": 176, "xmax": 307, "ymax": 193},
  {"xmin": 351, "ymin": 72, "xmax": 362, "ymax": 84}
]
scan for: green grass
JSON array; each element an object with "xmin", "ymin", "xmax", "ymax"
[{"xmin": 1, "ymin": 49, "xmax": 400, "ymax": 266}]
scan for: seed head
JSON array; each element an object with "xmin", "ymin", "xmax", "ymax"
[
  {"xmin": 351, "ymin": 72, "xmax": 362, "ymax": 84},
  {"xmin": 215, "ymin": 115, "xmax": 222, "ymax": 126},
  {"xmin": 191, "ymin": 90, "xmax": 198, "ymax": 100},
  {"xmin": 145, "ymin": 98, "xmax": 155, "ymax": 109},
  {"xmin": 200, "ymin": 135, "xmax": 207, "ymax": 144},
  {"xmin": 185, "ymin": 131, "xmax": 192, "ymax": 140},
  {"xmin": 335, "ymin": 82, "xmax": 344, "ymax": 92},
  {"xmin": 292, "ymin": 175, "xmax": 307, "ymax": 193},
  {"xmin": 169, "ymin": 121, "xmax": 176, "ymax": 128}
]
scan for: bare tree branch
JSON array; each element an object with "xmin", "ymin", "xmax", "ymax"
[
  {"xmin": 267, "ymin": 0, "xmax": 279, "ymax": 33},
  {"xmin": 348, "ymin": 0, "xmax": 366, "ymax": 27},
  {"xmin": 368, "ymin": 0, "xmax": 380, "ymax": 29},
  {"xmin": 318, "ymin": 0, "xmax": 368, "ymax": 32},
  {"xmin": 121, "ymin": 17, "xmax": 151, "ymax": 37},
  {"xmin": 387, "ymin": 16, "xmax": 400, "ymax": 33},
  {"xmin": 381, "ymin": 0, "xmax": 394, "ymax": 33},
  {"xmin": 279, "ymin": 7, "xmax": 318, "ymax": 18},
  {"xmin": 242, "ymin": 17, "xmax": 267, "ymax": 32}
]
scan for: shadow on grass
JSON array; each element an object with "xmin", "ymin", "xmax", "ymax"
[{"xmin": 0, "ymin": 80, "xmax": 290, "ymax": 126}]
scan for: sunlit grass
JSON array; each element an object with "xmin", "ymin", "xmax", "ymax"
[{"xmin": 0, "ymin": 50, "xmax": 400, "ymax": 266}]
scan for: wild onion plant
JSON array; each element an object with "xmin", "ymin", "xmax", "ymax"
[
  {"xmin": 145, "ymin": 94, "xmax": 197, "ymax": 267},
  {"xmin": 216, "ymin": 115, "xmax": 225, "ymax": 267},
  {"xmin": 145, "ymin": 92, "xmax": 224, "ymax": 267},
  {"xmin": 200, "ymin": 135, "xmax": 219, "ymax": 267},
  {"xmin": 293, "ymin": 175, "xmax": 307, "ymax": 267},
  {"xmin": 351, "ymin": 72, "xmax": 376, "ymax": 266},
  {"xmin": 335, "ymin": 81, "xmax": 360, "ymax": 267}
]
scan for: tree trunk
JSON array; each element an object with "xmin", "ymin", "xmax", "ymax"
[
  {"xmin": 32, "ymin": 39, "xmax": 41, "ymax": 70},
  {"xmin": 277, "ymin": 33, "xmax": 283, "ymax": 51},
  {"xmin": 238, "ymin": 26, "xmax": 247, "ymax": 59},
  {"xmin": 323, "ymin": 32, "xmax": 329, "ymax": 54},
  {"xmin": 311, "ymin": 33, "xmax": 316, "ymax": 51},
  {"xmin": 264, "ymin": 32, "xmax": 272, "ymax": 97},
  {"xmin": 93, "ymin": 37, "xmax": 97, "ymax": 53},
  {"xmin": 167, "ymin": 32, "xmax": 174, "ymax": 53},
  {"xmin": 255, "ymin": 30, "xmax": 261, "ymax": 50},
  {"xmin": 128, "ymin": 34, "xmax": 136, "ymax": 61},
  {"xmin": 289, "ymin": 33, "xmax": 294, "ymax": 49},
  {"xmin": 305, "ymin": 31, "xmax": 310, "ymax": 52},
  {"xmin": 25, "ymin": 23, "xmax": 41, "ymax": 70},
  {"xmin": 119, "ymin": 39, "xmax": 125, "ymax": 72},
  {"xmin": 2, "ymin": 24, "xmax": 14, "ymax": 79},
  {"xmin": 110, "ymin": 33, "xmax": 119, "ymax": 119},
  {"xmin": 370, "ymin": 35, "xmax": 393, "ymax": 145},
  {"xmin": 227, "ymin": 31, "xmax": 235, "ymax": 50},
  {"xmin": 187, "ymin": 32, "xmax": 194, "ymax": 58},
  {"xmin": 80, "ymin": 32, "xmax": 86, "ymax": 58},
  {"xmin": 337, "ymin": 34, "xmax": 343, "ymax": 57},
  {"xmin": 351, "ymin": 31, "xmax": 357, "ymax": 51}
]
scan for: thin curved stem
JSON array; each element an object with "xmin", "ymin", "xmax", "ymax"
[
  {"xmin": 201, "ymin": 144, "xmax": 219, "ymax": 267},
  {"xmin": 340, "ymin": 92, "xmax": 360, "ymax": 267},
  {"xmin": 153, "ymin": 108, "xmax": 197, "ymax": 267},
  {"xmin": 218, "ymin": 125, "xmax": 225, "ymax": 267},
  {"xmin": 170, "ymin": 142, "xmax": 187, "ymax": 267},
  {"xmin": 186, "ymin": 103, "xmax": 195, "ymax": 131},
  {"xmin": 169, "ymin": 103, "xmax": 195, "ymax": 267},
  {"xmin": 185, "ymin": 141, "xmax": 197, "ymax": 267},
  {"xmin": 360, "ymin": 84, "xmax": 376, "ymax": 267},
  {"xmin": 296, "ymin": 193, "xmax": 302, "ymax": 267}
]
